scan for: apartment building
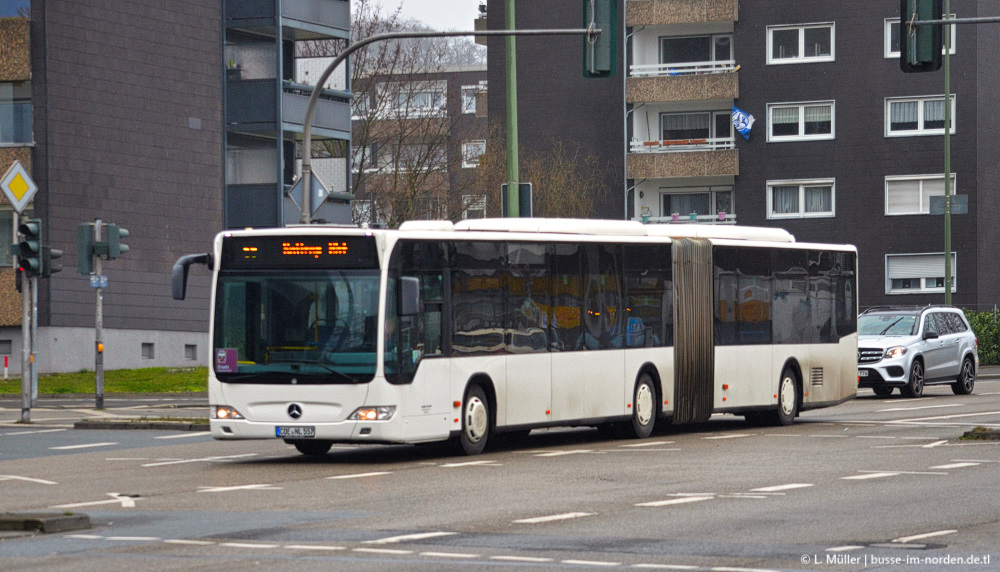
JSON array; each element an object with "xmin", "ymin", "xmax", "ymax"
[{"xmin": 486, "ymin": 0, "xmax": 1000, "ymax": 308}]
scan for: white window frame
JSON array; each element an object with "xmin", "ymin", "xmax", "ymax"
[
  {"xmin": 766, "ymin": 101, "xmax": 835, "ymax": 142},
  {"xmin": 885, "ymin": 173, "xmax": 956, "ymax": 215},
  {"xmin": 461, "ymin": 85, "xmax": 478, "ymax": 114},
  {"xmin": 885, "ymin": 252, "xmax": 956, "ymax": 294},
  {"xmin": 766, "ymin": 23, "xmax": 835, "ymax": 64},
  {"xmin": 461, "ymin": 194, "xmax": 487, "ymax": 219},
  {"xmin": 766, "ymin": 179, "xmax": 835, "ymax": 219},
  {"xmin": 884, "ymin": 17, "xmax": 956, "ymax": 59},
  {"xmin": 462, "ymin": 140, "xmax": 486, "ymax": 169},
  {"xmin": 885, "ymin": 95, "xmax": 956, "ymax": 137}
]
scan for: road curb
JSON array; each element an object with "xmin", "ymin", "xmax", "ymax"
[
  {"xmin": 0, "ymin": 512, "xmax": 91, "ymax": 534},
  {"xmin": 74, "ymin": 419, "xmax": 209, "ymax": 431}
]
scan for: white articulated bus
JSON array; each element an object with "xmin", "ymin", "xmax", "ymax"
[{"xmin": 173, "ymin": 219, "xmax": 858, "ymax": 456}]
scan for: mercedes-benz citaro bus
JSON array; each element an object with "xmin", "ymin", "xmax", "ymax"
[{"xmin": 173, "ymin": 218, "xmax": 858, "ymax": 456}]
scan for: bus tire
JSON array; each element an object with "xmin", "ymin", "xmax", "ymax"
[
  {"xmin": 292, "ymin": 440, "xmax": 333, "ymax": 457},
  {"xmin": 458, "ymin": 384, "xmax": 490, "ymax": 455},
  {"xmin": 774, "ymin": 367, "xmax": 799, "ymax": 426},
  {"xmin": 630, "ymin": 373, "xmax": 657, "ymax": 439}
]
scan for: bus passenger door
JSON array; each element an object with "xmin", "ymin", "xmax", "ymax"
[{"xmin": 505, "ymin": 243, "xmax": 551, "ymax": 427}]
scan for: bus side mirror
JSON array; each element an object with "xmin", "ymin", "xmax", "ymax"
[
  {"xmin": 172, "ymin": 253, "xmax": 213, "ymax": 300},
  {"xmin": 399, "ymin": 276, "xmax": 420, "ymax": 316}
]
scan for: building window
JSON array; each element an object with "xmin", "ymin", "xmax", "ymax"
[
  {"xmin": 462, "ymin": 194, "xmax": 487, "ymax": 219},
  {"xmin": 767, "ymin": 179, "xmax": 835, "ymax": 219},
  {"xmin": 184, "ymin": 344, "xmax": 198, "ymax": 361},
  {"xmin": 767, "ymin": 23, "xmax": 834, "ymax": 64},
  {"xmin": 885, "ymin": 174, "xmax": 955, "ymax": 215},
  {"xmin": 659, "ymin": 111, "xmax": 733, "ymax": 142},
  {"xmin": 142, "ymin": 343, "xmax": 155, "ymax": 359},
  {"xmin": 767, "ymin": 102, "xmax": 834, "ymax": 141},
  {"xmin": 886, "ymin": 96, "xmax": 955, "ymax": 136},
  {"xmin": 660, "ymin": 186, "xmax": 732, "ymax": 217},
  {"xmin": 660, "ymin": 34, "xmax": 732, "ymax": 65},
  {"xmin": 462, "ymin": 140, "xmax": 486, "ymax": 168},
  {"xmin": 0, "ymin": 81, "xmax": 32, "ymax": 144},
  {"xmin": 884, "ymin": 17, "xmax": 956, "ymax": 58},
  {"xmin": 886, "ymin": 252, "xmax": 956, "ymax": 294}
]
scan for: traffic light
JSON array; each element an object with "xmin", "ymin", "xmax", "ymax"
[
  {"xmin": 583, "ymin": 0, "xmax": 617, "ymax": 78},
  {"xmin": 17, "ymin": 218, "xmax": 43, "ymax": 278},
  {"xmin": 42, "ymin": 246, "xmax": 63, "ymax": 277},
  {"xmin": 900, "ymin": 0, "xmax": 943, "ymax": 73},
  {"xmin": 106, "ymin": 223, "xmax": 129, "ymax": 260},
  {"xmin": 77, "ymin": 222, "xmax": 94, "ymax": 275}
]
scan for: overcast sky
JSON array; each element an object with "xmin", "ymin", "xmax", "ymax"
[{"xmin": 391, "ymin": 0, "xmax": 483, "ymax": 31}]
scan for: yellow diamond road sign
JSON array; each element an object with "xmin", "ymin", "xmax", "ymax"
[{"xmin": 1, "ymin": 160, "xmax": 38, "ymax": 214}]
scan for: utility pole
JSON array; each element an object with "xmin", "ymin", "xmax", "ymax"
[
  {"xmin": 94, "ymin": 219, "xmax": 104, "ymax": 409},
  {"xmin": 505, "ymin": 0, "xmax": 520, "ymax": 218},
  {"xmin": 942, "ymin": 0, "xmax": 952, "ymax": 304}
]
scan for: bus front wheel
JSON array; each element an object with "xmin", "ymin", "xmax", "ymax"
[
  {"xmin": 458, "ymin": 385, "xmax": 491, "ymax": 455},
  {"xmin": 630, "ymin": 373, "xmax": 657, "ymax": 439},
  {"xmin": 291, "ymin": 440, "xmax": 333, "ymax": 457}
]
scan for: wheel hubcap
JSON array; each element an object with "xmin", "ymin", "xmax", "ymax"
[
  {"xmin": 464, "ymin": 396, "xmax": 488, "ymax": 443},
  {"xmin": 912, "ymin": 364, "xmax": 923, "ymax": 392},
  {"xmin": 779, "ymin": 377, "xmax": 796, "ymax": 416},
  {"xmin": 635, "ymin": 382, "xmax": 653, "ymax": 426}
]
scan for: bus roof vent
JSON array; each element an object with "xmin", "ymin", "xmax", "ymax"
[
  {"xmin": 454, "ymin": 218, "xmax": 648, "ymax": 236},
  {"xmin": 644, "ymin": 224, "xmax": 796, "ymax": 243},
  {"xmin": 399, "ymin": 220, "xmax": 455, "ymax": 232}
]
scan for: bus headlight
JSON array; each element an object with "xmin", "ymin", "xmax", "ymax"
[
  {"xmin": 213, "ymin": 406, "xmax": 245, "ymax": 420},
  {"xmin": 884, "ymin": 346, "xmax": 907, "ymax": 360},
  {"xmin": 348, "ymin": 406, "xmax": 396, "ymax": 421}
]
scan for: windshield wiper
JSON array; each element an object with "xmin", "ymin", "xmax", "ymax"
[
  {"xmin": 878, "ymin": 317, "xmax": 905, "ymax": 335},
  {"xmin": 295, "ymin": 361, "xmax": 359, "ymax": 384}
]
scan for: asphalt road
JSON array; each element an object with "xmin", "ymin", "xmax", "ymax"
[{"xmin": 2, "ymin": 380, "xmax": 999, "ymax": 571}]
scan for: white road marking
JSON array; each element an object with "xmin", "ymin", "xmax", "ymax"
[
  {"xmin": 106, "ymin": 536, "xmax": 160, "ymax": 541},
  {"xmin": 354, "ymin": 547, "xmax": 412, "ymax": 555},
  {"xmin": 163, "ymin": 539, "xmax": 215, "ymax": 546},
  {"xmin": 561, "ymin": 559, "xmax": 620, "ymax": 567},
  {"xmin": 490, "ymin": 556, "xmax": 555, "ymax": 563},
  {"xmin": 327, "ymin": 471, "xmax": 393, "ymax": 479},
  {"xmin": 750, "ymin": 483, "xmax": 813, "ymax": 493},
  {"xmin": 51, "ymin": 493, "xmax": 140, "ymax": 509},
  {"xmin": 154, "ymin": 432, "xmax": 211, "ymax": 440},
  {"xmin": 284, "ymin": 544, "xmax": 345, "ymax": 551},
  {"xmin": 879, "ymin": 404, "xmax": 963, "ymax": 413},
  {"xmin": 718, "ymin": 494, "xmax": 771, "ymax": 499},
  {"xmin": 66, "ymin": 534, "xmax": 104, "ymax": 540},
  {"xmin": 923, "ymin": 440, "xmax": 949, "ymax": 448},
  {"xmin": 636, "ymin": 496, "xmax": 714, "ymax": 508},
  {"xmin": 513, "ymin": 512, "xmax": 595, "ymax": 524},
  {"xmin": 420, "ymin": 551, "xmax": 479, "ymax": 558},
  {"xmin": 703, "ymin": 434, "xmax": 751, "ymax": 440},
  {"xmin": 0, "ymin": 474, "xmax": 57, "ymax": 485},
  {"xmin": 3, "ymin": 428, "xmax": 66, "ymax": 436},
  {"xmin": 826, "ymin": 546, "xmax": 865, "ymax": 552},
  {"xmin": 142, "ymin": 453, "xmax": 258, "ymax": 467},
  {"xmin": 364, "ymin": 531, "xmax": 457, "ymax": 544},
  {"xmin": 929, "ymin": 462, "xmax": 980, "ymax": 469},
  {"xmin": 842, "ymin": 472, "xmax": 901, "ymax": 480},
  {"xmin": 50, "ymin": 442, "xmax": 118, "ymax": 450},
  {"xmin": 220, "ymin": 542, "xmax": 279, "ymax": 549},
  {"xmin": 620, "ymin": 440, "xmax": 675, "ymax": 447},
  {"xmin": 197, "ymin": 484, "xmax": 282, "ymax": 492},
  {"xmin": 892, "ymin": 529, "xmax": 958, "ymax": 543},
  {"xmin": 439, "ymin": 460, "xmax": 501, "ymax": 467}
]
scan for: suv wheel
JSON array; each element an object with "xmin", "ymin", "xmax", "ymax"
[
  {"xmin": 951, "ymin": 357, "xmax": 975, "ymax": 395},
  {"xmin": 901, "ymin": 360, "xmax": 924, "ymax": 397}
]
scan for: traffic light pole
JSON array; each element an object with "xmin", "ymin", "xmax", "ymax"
[
  {"xmin": 94, "ymin": 220, "xmax": 104, "ymax": 410},
  {"xmin": 19, "ymin": 214, "xmax": 30, "ymax": 423},
  {"xmin": 943, "ymin": 0, "xmax": 952, "ymax": 305}
]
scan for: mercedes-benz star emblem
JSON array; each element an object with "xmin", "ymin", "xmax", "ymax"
[{"xmin": 287, "ymin": 404, "xmax": 303, "ymax": 419}]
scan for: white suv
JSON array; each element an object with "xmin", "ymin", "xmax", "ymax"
[{"xmin": 857, "ymin": 306, "xmax": 978, "ymax": 397}]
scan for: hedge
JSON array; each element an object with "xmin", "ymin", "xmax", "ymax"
[{"xmin": 964, "ymin": 309, "xmax": 1000, "ymax": 366}]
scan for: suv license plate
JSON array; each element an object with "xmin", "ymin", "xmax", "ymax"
[{"xmin": 276, "ymin": 426, "xmax": 315, "ymax": 438}]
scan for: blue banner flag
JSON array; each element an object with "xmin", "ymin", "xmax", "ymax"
[{"xmin": 732, "ymin": 106, "xmax": 755, "ymax": 140}]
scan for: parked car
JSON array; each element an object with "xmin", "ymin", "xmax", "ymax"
[{"xmin": 857, "ymin": 306, "xmax": 978, "ymax": 397}]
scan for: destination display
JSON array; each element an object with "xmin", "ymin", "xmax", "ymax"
[{"xmin": 221, "ymin": 235, "xmax": 378, "ymax": 269}]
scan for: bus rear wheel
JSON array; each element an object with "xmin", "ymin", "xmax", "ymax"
[
  {"xmin": 773, "ymin": 368, "xmax": 799, "ymax": 426},
  {"xmin": 629, "ymin": 373, "xmax": 657, "ymax": 439},
  {"xmin": 458, "ymin": 385, "xmax": 491, "ymax": 455}
]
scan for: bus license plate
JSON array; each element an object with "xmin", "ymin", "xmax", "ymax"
[
  {"xmin": 276, "ymin": 426, "xmax": 315, "ymax": 438},
  {"xmin": 858, "ymin": 370, "xmax": 868, "ymax": 377}
]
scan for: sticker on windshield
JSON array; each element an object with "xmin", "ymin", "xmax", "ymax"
[{"xmin": 215, "ymin": 348, "xmax": 238, "ymax": 373}]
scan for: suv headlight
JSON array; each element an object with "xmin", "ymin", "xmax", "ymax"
[
  {"xmin": 884, "ymin": 346, "xmax": 907, "ymax": 360},
  {"xmin": 348, "ymin": 406, "xmax": 396, "ymax": 421}
]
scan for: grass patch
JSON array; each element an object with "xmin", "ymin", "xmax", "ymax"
[{"xmin": 0, "ymin": 367, "xmax": 207, "ymax": 394}]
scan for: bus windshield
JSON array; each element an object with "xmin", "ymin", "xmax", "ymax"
[{"xmin": 213, "ymin": 270, "xmax": 381, "ymax": 384}]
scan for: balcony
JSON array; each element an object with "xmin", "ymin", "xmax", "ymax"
[
  {"xmin": 225, "ymin": 79, "xmax": 351, "ymax": 138},
  {"xmin": 636, "ymin": 213, "xmax": 737, "ymax": 225},
  {"xmin": 627, "ymin": 65, "xmax": 737, "ymax": 103},
  {"xmin": 627, "ymin": 147, "xmax": 738, "ymax": 179},
  {"xmin": 626, "ymin": 0, "xmax": 738, "ymax": 28},
  {"xmin": 226, "ymin": 0, "xmax": 350, "ymax": 40}
]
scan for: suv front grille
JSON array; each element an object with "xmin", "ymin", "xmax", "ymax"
[{"xmin": 858, "ymin": 348, "xmax": 883, "ymax": 364}]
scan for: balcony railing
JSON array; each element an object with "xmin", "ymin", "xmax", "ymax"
[
  {"xmin": 630, "ymin": 137, "xmax": 735, "ymax": 153},
  {"xmin": 636, "ymin": 213, "xmax": 737, "ymax": 225},
  {"xmin": 630, "ymin": 59, "xmax": 737, "ymax": 78}
]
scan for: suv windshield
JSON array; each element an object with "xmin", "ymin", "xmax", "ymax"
[
  {"xmin": 213, "ymin": 270, "xmax": 381, "ymax": 383},
  {"xmin": 858, "ymin": 314, "xmax": 918, "ymax": 336}
]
